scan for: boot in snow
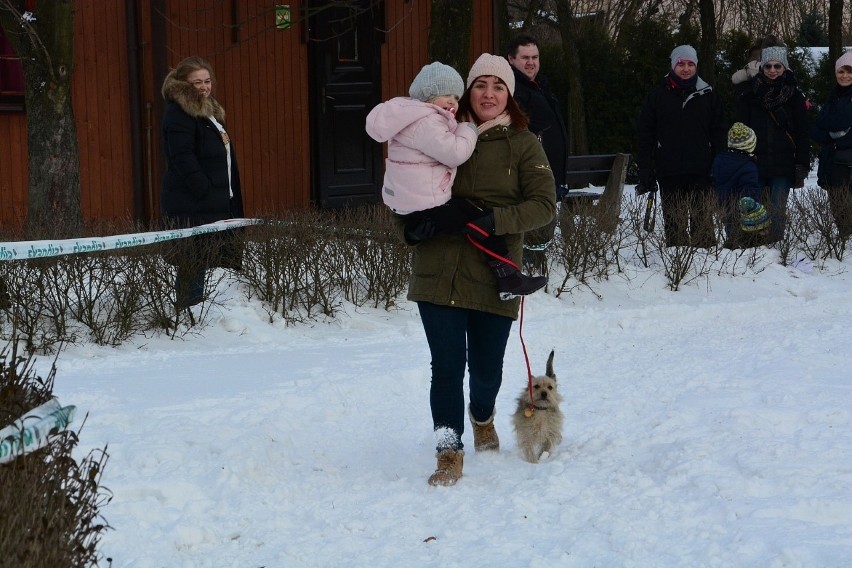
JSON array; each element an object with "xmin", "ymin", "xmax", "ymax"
[
  {"xmin": 427, "ymin": 449, "xmax": 464, "ymax": 486},
  {"xmin": 469, "ymin": 406, "xmax": 500, "ymax": 451}
]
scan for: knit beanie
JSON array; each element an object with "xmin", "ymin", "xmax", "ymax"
[
  {"xmin": 670, "ymin": 45, "xmax": 697, "ymax": 69},
  {"xmin": 739, "ymin": 197, "xmax": 771, "ymax": 233},
  {"xmin": 728, "ymin": 122, "xmax": 757, "ymax": 154},
  {"xmin": 760, "ymin": 46, "xmax": 789, "ymax": 69},
  {"xmin": 409, "ymin": 62, "xmax": 465, "ymax": 102},
  {"xmin": 836, "ymin": 51, "xmax": 852, "ymax": 72},
  {"xmin": 466, "ymin": 53, "xmax": 515, "ymax": 95}
]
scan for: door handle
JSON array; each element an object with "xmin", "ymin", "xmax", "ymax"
[{"xmin": 322, "ymin": 87, "xmax": 335, "ymax": 113}]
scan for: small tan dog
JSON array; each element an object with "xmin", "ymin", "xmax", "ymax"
[{"xmin": 512, "ymin": 350, "xmax": 563, "ymax": 463}]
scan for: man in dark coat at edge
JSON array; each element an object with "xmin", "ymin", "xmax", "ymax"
[{"xmin": 507, "ymin": 34, "xmax": 569, "ymax": 268}]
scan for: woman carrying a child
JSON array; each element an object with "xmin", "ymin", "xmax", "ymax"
[
  {"xmin": 366, "ymin": 62, "xmax": 546, "ymax": 298},
  {"xmin": 389, "ymin": 54, "xmax": 555, "ymax": 486}
]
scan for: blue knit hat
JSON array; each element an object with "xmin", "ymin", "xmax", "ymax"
[
  {"xmin": 409, "ymin": 62, "xmax": 464, "ymax": 102},
  {"xmin": 739, "ymin": 197, "xmax": 770, "ymax": 232}
]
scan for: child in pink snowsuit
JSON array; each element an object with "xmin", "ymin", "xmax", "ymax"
[{"xmin": 365, "ymin": 62, "xmax": 546, "ymax": 299}]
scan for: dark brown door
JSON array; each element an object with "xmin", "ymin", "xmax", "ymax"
[{"xmin": 308, "ymin": 0, "xmax": 382, "ymax": 208}]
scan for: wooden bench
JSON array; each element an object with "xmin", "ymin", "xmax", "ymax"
[
  {"xmin": 558, "ymin": 153, "xmax": 631, "ymax": 232},
  {"xmin": 559, "ymin": 153, "xmax": 630, "ymax": 209}
]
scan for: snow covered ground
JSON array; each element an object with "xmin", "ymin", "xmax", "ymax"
[{"xmin": 39, "ymin": 186, "xmax": 852, "ymax": 567}]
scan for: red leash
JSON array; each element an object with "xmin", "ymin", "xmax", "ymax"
[{"xmin": 465, "ymin": 234, "xmax": 520, "ymax": 270}]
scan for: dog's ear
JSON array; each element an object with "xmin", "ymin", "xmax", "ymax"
[{"xmin": 546, "ymin": 350, "xmax": 555, "ymax": 379}]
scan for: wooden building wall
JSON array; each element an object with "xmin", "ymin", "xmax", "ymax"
[
  {"xmin": 0, "ymin": 0, "xmax": 495, "ymax": 228},
  {"xmin": 73, "ymin": 0, "xmax": 135, "ymax": 223},
  {"xmin": 0, "ymin": 111, "xmax": 26, "ymax": 229}
]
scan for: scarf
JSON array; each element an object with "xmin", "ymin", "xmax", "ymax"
[
  {"xmin": 753, "ymin": 72, "xmax": 795, "ymax": 110},
  {"xmin": 667, "ymin": 72, "xmax": 698, "ymax": 91},
  {"xmin": 835, "ymin": 83, "xmax": 852, "ymax": 99},
  {"xmin": 476, "ymin": 111, "xmax": 513, "ymax": 135}
]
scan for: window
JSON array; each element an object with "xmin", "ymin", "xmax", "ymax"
[{"xmin": 0, "ymin": 28, "xmax": 25, "ymax": 111}]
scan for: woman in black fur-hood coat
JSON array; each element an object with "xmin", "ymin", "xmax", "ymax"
[{"xmin": 160, "ymin": 56, "xmax": 244, "ymax": 307}]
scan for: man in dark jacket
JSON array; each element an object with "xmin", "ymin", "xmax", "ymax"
[
  {"xmin": 636, "ymin": 45, "xmax": 728, "ymax": 247},
  {"xmin": 507, "ymin": 35, "xmax": 568, "ymax": 265},
  {"xmin": 507, "ymin": 35, "xmax": 569, "ymax": 189}
]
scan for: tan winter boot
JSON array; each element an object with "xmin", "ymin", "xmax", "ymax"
[
  {"xmin": 469, "ymin": 407, "xmax": 500, "ymax": 452},
  {"xmin": 427, "ymin": 449, "xmax": 464, "ymax": 486}
]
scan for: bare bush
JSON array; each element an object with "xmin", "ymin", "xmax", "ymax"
[
  {"xmin": 552, "ymin": 199, "xmax": 622, "ymax": 296},
  {"xmin": 0, "ymin": 344, "xmax": 111, "ymax": 568},
  {"xmin": 0, "ymin": 187, "xmax": 847, "ymax": 352},
  {"xmin": 788, "ymin": 186, "xmax": 848, "ymax": 263},
  {"xmin": 647, "ymin": 195, "xmax": 717, "ymax": 291},
  {"xmin": 334, "ymin": 206, "xmax": 411, "ymax": 310},
  {"xmin": 622, "ymin": 193, "xmax": 657, "ymax": 268},
  {"xmin": 239, "ymin": 210, "xmax": 343, "ymax": 324},
  {"xmin": 1, "ymin": 259, "xmax": 76, "ymax": 353}
]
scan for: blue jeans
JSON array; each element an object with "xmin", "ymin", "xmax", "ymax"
[
  {"xmin": 417, "ymin": 302, "xmax": 513, "ymax": 451},
  {"xmin": 759, "ymin": 176, "xmax": 791, "ymax": 243}
]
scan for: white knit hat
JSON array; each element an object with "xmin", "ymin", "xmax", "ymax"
[
  {"xmin": 408, "ymin": 62, "xmax": 464, "ymax": 102},
  {"xmin": 466, "ymin": 53, "xmax": 515, "ymax": 95},
  {"xmin": 836, "ymin": 51, "xmax": 852, "ymax": 72},
  {"xmin": 670, "ymin": 45, "xmax": 697, "ymax": 69}
]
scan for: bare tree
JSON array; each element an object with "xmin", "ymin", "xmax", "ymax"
[
  {"xmin": 827, "ymin": 0, "xmax": 844, "ymax": 64},
  {"xmin": 698, "ymin": 0, "xmax": 717, "ymax": 85},
  {"xmin": 0, "ymin": 0, "xmax": 81, "ymax": 236}
]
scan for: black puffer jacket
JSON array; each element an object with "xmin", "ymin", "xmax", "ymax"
[
  {"xmin": 636, "ymin": 74, "xmax": 727, "ymax": 185},
  {"xmin": 736, "ymin": 70, "xmax": 809, "ymax": 179},
  {"xmin": 160, "ymin": 75, "xmax": 244, "ymax": 226},
  {"xmin": 511, "ymin": 67, "xmax": 569, "ymax": 187},
  {"xmin": 811, "ymin": 84, "xmax": 852, "ymax": 187}
]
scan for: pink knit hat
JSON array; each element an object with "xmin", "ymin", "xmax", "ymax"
[
  {"xmin": 466, "ymin": 53, "xmax": 515, "ymax": 95},
  {"xmin": 836, "ymin": 51, "xmax": 852, "ymax": 72}
]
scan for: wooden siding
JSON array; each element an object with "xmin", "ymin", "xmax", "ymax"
[
  {"xmin": 0, "ymin": 111, "xmax": 26, "ymax": 229},
  {"xmin": 471, "ymin": 0, "xmax": 495, "ymax": 59},
  {"xmin": 73, "ymin": 0, "xmax": 135, "ymax": 223}
]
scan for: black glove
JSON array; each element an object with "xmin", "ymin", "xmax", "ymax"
[
  {"xmin": 635, "ymin": 179, "xmax": 658, "ymax": 196},
  {"xmin": 404, "ymin": 217, "xmax": 435, "ymax": 244},
  {"xmin": 462, "ymin": 211, "xmax": 496, "ymax": 241},
  {"xmin": 793, "ymin": 164, "xmax": 809, "ymax": 189}
]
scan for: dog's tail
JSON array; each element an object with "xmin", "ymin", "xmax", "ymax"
[{"xmin": 546, "ymin": 350, "xmax": 555, "ymax": 378}]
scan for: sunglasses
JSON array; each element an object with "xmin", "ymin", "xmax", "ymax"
[{"xmin": 764, "ymin": 63, "xmax": 785, "ymax": 70}]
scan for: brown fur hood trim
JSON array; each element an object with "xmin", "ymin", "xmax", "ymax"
[{"xmin": 161, "ymin": 70, "xmax": 226, "ymax": 123}]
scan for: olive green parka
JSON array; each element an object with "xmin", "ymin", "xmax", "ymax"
[{"xmin": 404, "ymin": 124, "xmax": 556, "ymax": 319}]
